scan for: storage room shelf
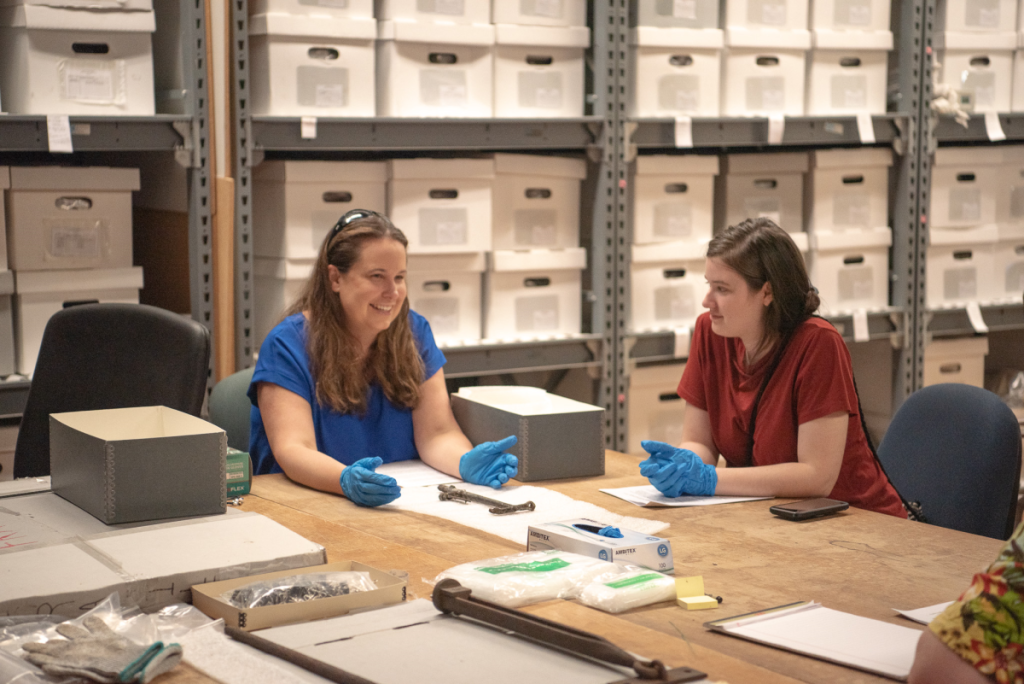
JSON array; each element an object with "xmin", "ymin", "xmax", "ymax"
[
  {"xmin": 926, "ymin": 302, "xmax": 1024, "ymax": 337},
  {"xmin": 935, "ymin": 113, "xmax": 1024, "ymax": 143},
  {"xmin": 0, "ymin": 116, "xmax": 190, "ymax": 152},
  {"xmin": 440, "ymin": 335, "xmax": 603, "ymax": 379}
]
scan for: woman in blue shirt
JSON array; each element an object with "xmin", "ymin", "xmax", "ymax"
[{"xmin": 248, "ymin": 209, "xmax": 517, "ymax": 507}]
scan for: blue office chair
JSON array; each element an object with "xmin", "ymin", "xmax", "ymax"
[
  {"xmin": 209, "ymin": 366, "xmax": 256, "ymax": 452},
  {"xmin": 877, "ymin": 383, "xmax": 1022, "ymax": 540}
]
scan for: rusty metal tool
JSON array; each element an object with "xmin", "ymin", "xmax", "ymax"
[{"xmin": 437, "ymin": 484, "xmax": 536, "ymax": 515}]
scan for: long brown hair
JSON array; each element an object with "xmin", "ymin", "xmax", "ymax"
[
  {"xmin": 706, "ymin": 217, "xmax": 819, "ymax": 360},
  {"xmin": 286, "ymin": 212, "xmax": 424, "ymax": 414}
]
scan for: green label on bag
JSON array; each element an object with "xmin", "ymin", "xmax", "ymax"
[
  {"xmin": 604, "ymin": 573, "xmax": 663, "ymax": 589},
  {"xmin": 477, "ymin": 559, "xmax": 571, "ymax": 574}
]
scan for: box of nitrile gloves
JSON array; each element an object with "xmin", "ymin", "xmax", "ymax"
[{"xmin": 526, "ymin": 518, "xmax": 674, "ymax": 573}]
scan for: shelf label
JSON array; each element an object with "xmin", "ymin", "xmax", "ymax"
[
  {"xmin": 46, "ymin": 115, "xmax": 73, "ymax": 154},
  {"xmin": 300, "ymin": 116, "xmax": 317, "ymax": 140},
  {"xmin": 856, "ymin": 113, "xmax": 875, "ymax": 144},
  {"xmin": 674, "ymin": 116, "xmax": 693, "ymax": 148},
  {"xmin": 852, "ymin": 309, "xmax": 870, "ymax": 342},
  {"xmin": 673, "ymin": 326, "xmax": 691, "ymax": 358},
  {"xmin": 965, "ymin": 301, "xmax": 989, "ymax": 333},
  {"xmin": 984, "ymin": 112, "xmax": 1006, "ymax": 142},
  {"xmin": 767, "ymin": 114, "xmax": 785, "ymax": 144}
]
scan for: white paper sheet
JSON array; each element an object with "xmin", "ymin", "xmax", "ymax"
[
  {"xmin": 895, "ymin": 601, "xmax": 953, "ymax": 625},
  {"xmin": 600, "ymin": 485, "xmax": 772, "ymax": 507},
  {"xmin": 377, "ymin": 460, "xmax": 460, "ymax": 488},
  {"xmin": 714, "ymin": 603, "xmax": 922, "ymax": 680}
]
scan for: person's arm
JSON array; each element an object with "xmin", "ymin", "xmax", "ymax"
[
  {"xmin": 257, "ymin": 382, "xmax": 344, "ymax": 495},
  {"xmin": 711, "ymin": 411, "xmax": 848, "ymax": 497},
  {"xmin": 678, "ymin": 403, "xmax": 718, "ymax": 465},
  {"xmin": 411, "ymin": 367, "xmax": 473, "ymax": 479},
  {"xmin": 908, "ymin": 631, "xmax": 991, "ymax": 684}
]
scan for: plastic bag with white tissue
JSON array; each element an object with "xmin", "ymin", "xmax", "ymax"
[
  {"xmin": 578, "ymin": 568, "xmax": 677, "ymax": 614},
  {"xmin": 221, "ymin": 571, "xmax": 378, "ymax": 609},
  {"xmin": 435, "ymin": 550, "xmax": 614, "ymax": 608}
]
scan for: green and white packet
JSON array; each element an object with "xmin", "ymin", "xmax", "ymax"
[{"xmin": 578, "ymin": 568, "xmax": 677, "ymax": 614}]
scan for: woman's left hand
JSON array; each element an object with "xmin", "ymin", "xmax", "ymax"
[
  {"xmin": 639, "ymin": 440, "xmax": 718, "ymax": 497},
  {"xmin": 459, "ymin": 435, "xmax": 519, "ymax": 489}
]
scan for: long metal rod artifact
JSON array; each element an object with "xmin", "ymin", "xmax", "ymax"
[{"xmin": 437, "ymin": 484, "xmax": 536, "ymax": 515}]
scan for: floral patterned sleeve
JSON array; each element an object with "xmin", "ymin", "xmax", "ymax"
[{"xmin": 928, "ymin": 521, "xmax": 1024, "ymax": 682}]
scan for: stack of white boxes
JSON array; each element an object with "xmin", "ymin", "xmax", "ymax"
[
  {"xmin": 627, "ymin": 362, "xmax": 687, "ymax": 455},
  {"xmin": 806, "ymin": 0, "xmax": 892, "ymax": 115},
  {"xmin": 493, "ymin": 2, "xmax": 589, "ymax": 118},
  {"xmin": 252, "ymin": 160, "xmax": 388, "ymax": 349},
  {"xmin": 0, "ymin": 167, "xmax": 12, "ymax": 377},
  {"xmin": 376, "ymin": 1, "xmax": 494, "ymax": 117},
  {"xmin": 0, "ymin": 0, "xmax": 156, "ymax": 115},
  {"xmin": 723, "ymin": 0, "xmax": 810, "ymax": 116},
  {"xmin": 390, "ymin": 157, "xmax": 492, "ymax": 343},
  {"xmin": 994, "ymin": 146, "xmax": 1024, "ymax": 301},
  {"xmin": 805, "ymin": 148, "xmax": 892, "ymax": 315},
  {"xmin": 5, "ymin": 167, "xmax": 144, "ymax": 376},
  {"xmin": 629, "ymin": 0, "xmax": 723, "ymax": 117},
  {"xmin": 716, "ymin": 151, "xmax": 809, "ymax": 251},
  {"xmin": 485, "ymin": 154, "xmax": 587, "ymax": 340},
  {"xmin": 248, "ymin": 1, "xmax": 377, "ymax": 117},
  {"xmin": 935, "ymin": 0, "xmax": 1016, "ymax": 114},
  {"xmin": 631, "ymin": 155, "xmax": 717, "ymax": 334}
]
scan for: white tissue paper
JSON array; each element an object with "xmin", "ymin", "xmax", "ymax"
[{"xmin": 577, "ymin": 567, "xmax": 677, "ymax": 614}]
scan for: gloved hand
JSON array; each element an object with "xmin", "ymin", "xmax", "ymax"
[
  {"xmin": 22, "ymin": 615, "xmax": 182, "ymax": 684},
  {"xmin": 339, "ymin": 457, "xmax": 401, "ymax": 507},
  {"xmin": 638, "ymin": 440, "xmax": 718, "ymax": 498},
  {"xmin": 598, "ymin": 526, "xmax": 624, "ymax": 538},
  {"xmin": 459, "ymin": 435, "xmax": 518, "ymax": 489}
]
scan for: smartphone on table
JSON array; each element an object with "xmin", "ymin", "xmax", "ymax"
[{"xmin": 769, "ymin": 498, "xmax": 850, "ymax": 521}]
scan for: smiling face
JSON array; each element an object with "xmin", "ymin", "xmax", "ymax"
[
  {"xmin": 328, "ymin": 237, "xmax": 407, "ymax": 352},
  {"xmin": 702, "ymin": 256, "xmax": 773, "ymax": 351}
]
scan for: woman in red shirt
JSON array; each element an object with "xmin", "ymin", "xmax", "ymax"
[{"xmin": 639, "ymin": 217, "xmax": 906, "ymax": 517}]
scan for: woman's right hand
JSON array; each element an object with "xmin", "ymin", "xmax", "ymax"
[
  {"xmin": 639, "ymin": 440, "xmax": 718, "ymax": 497},
  {"xmin": 339, "ymin": 457, "xmax": 401, "ymax": 507}
]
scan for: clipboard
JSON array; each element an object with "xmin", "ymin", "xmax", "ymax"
[{"xmin": 704, "ymin": 601, "xmax": 923, "ymax": 681}]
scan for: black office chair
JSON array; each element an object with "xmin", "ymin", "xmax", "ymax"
[
  {"xmin": 877, "ymin": 383, "xmax": 1022, "ymax": 540},
  {"xmin": 13, "ymin": 303, "xmax": 211, "ymax": 478},
  {"xmin": 209, "ymin": 366, "xmax": 256, "ymax": 452}
]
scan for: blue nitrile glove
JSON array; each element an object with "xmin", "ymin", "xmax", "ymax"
[
  {"xmin": 638, "ymin": 440, "xmax": 718, "ymax": 498},
  {"xmin": 459, "ymin": 435, "xmax": 519, "ymax": 489},
  {"xmin": 339, "ymin": 457, "xmax": 401, "ymax": 507},
  {"xmin": 598, "ymin": 526, "xmax": 623, "ymax": 538}
]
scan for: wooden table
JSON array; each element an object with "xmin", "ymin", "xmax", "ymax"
[{"xmin": 169, "ymin": 451, "xmax": 1004, "ymax": 684}]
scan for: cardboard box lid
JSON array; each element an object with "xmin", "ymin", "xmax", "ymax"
[
  {"xmin": 249, "ymin": 12, "xmax": 376, "ymax": 40},
  {"xmin": 812, "ymin": 29, "xmax": 893, "ymax": 50},
  {"xmin": 0, "ymin": 4, "xmax": 155, "ymax": 31},
  {"xmin": 51, "ymin": 405, "xmax": 223, "ymax": 443},
  {"xmin": 630, "ymin": 26, "xmax": 724, "ymax": 49},
  {"xmin": 0, "ymin": 166, "xmax": 9, "ymax": 190},
  {"xmin": 389, "ymin": 157, "xmax": 495, "ymax": 180},
  {"xmin": 408, "ymin": 252, "xmax": 486, "ymax": 273},
  {"xmin": 811, "ymin": 227, "xmax": 892, "ymax": 250},
  {"xmin": 996, "ymin": 223, "xmax": 1024, "ymax": 241},
  {"xmin": 812, "ymin": 147, "xmax": 893, "ymax": 170},
  {"xmin": 377, "ymin": 18, "xmax": 495, "ymax": 46},
  {"xmin": 934, "ymin": 147, "xmax": 1006, "ymax": 167},
  {"xmin": 629, "ymin": 362, "xmax": 686, "ymax": 389},
  {"xmin": 494, "ymin": 23, "xmax": 590, "ymax": 48},
  {"xmin": 631, "ymin": 240, "xmax": 707, "ymax": 263},
  {"xmin": 493, "ymin": 154, "xmax": 587, "ymax": 179},
  {"xmin": 14, "ymin": 266, "xmax": 144, "ymax": 294},
  {"xmin": 636, "ymin": 154, "xmax": 719, "ymax": 176},
  {"xmin": 724, "ymin": 28, "xmax": 811, "ymax": 49},
  {"xmin": 935, "ymin": 30, "xmax": 1017, "ymax": 51},
  {"xmin": 0, "ymin": 270, "xmax": 13, "ymax": 295},
  {"xmin": 455, "ymin": 386, "xmax": 603, "ymax": 416},
  {"xmin": 925, "ymin": 335, "xmax": 989, "ymax": 359},
  {"xmin": 489, "ymin": 247, "xmax": 587, "ymax": 272},
  {"xmin": 254, "ymin": 257, "xmax": 316, "ymax": 281},
  {"xmin": 9, "ymin": 166, "xmax": 141, "ymax": 192},
  {"xmin": 928, "ymin": 224, "xmax": 998, "ymax": 246},
  {"xmin": 253, "ymin": 160, "xmax": 388, "ymax": 183},
  {"xmin": 723, "ymin": 152, "xmax": 809, "ymax": 174}
]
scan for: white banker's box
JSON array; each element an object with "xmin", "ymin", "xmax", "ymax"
[{"xmin": 527, "ymin": 518, "xmax": 674, "ymax": 573}]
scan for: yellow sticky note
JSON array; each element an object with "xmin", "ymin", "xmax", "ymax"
[
  {"xmin": 675, "ymin": 575, "xmax": 705, "ymax": 599},
  {"xmin": 678, "ymin": 595, "xmax": 718, "ymax": 610}
]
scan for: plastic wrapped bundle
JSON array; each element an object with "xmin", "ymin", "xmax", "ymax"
[
  {"xmin": 578, "ymin": 568, "xmax": 676, "ymax": 614},
  {"xmin": 221, "ymin": 571, "xmax": 378, "ymax": 609},
  {"xmin": 435, "ymin": 550, "xmax": 613, "ymax": 608}
]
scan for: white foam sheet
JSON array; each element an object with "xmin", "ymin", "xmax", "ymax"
[
  {"xmin": 895, "ymin": 601, "xmax": 954, "ymax": 625},
  {"xmin": 179, "ymin": 622, "xmax": 331, "ymax": 684},
  {"xmin": 386, "ymin": 484, "xmax": 669, "ymax": 544},
  {"xmin": 377, "ymin": 460, "xmax": 459, "ymax": 488}
]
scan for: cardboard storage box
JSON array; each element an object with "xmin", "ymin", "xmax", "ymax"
[
  {"xmin": 923, "ymin": 336, "xmax": 989, "ymax": 387},
  {"xmin": 451, "ymin": 385, "xmax": 604, "ymax": 481},
  {"xmin": 721, "ymin": 36, "xmax": 809, "ymax": 117},
  {"xmin": 633, "ymin": 154, "xmax": 717, "ymax": 245},
  {"xmin": 635, "ymin": 0, "xmax": 719, "ymax": 28},
  {"xmin": 527, "ymin": 518, "xmax": 674, "ymax": 572},
  {"xmin": 926, "ymin": 224, "xmax": 997, "ymax": 308},
  {"xmin": 0, "ymin": 3, "xmax": 155, "ymax": 115},
  {"xmin": 50, "ymin": 405, "xmax": 226, "ymax": 524},
  {"xmin": 407, "ymin": 252, "xmax": 484, "ymax": 344},
  {"xmin": 192, "ymin": 560, "xmax": 407, "ymax": 631},
  {"xmin": 249, "ymin": 0, "xmax": 374, "ymax": 19},
  {"xmin": 936, "ymin": 0, "xmax": 1017, "ymax": 33},
  {"xmin": 627, "ymin": 362, "xmax": 686, "ymax": 455},
  {"xmin": 993, "ymin": 223, "xmax": 1024, "ymax": 301},
  {"xmin": 629, "ymin": 26, "xmax": 723, "ymax": 118},
  {"xmin": 630, "ymin": 240, "xmax": 707, "ymax": 333},
  {"xmin": 13, "ymin": 266, "xmax": 143, "ymax": 376},
  {"xmin": 808, "ymin": 227, "xmax": 891, "ymax": 315},
  {"xmin": 806, "ymin": 31, "xmax": 891, "ymax": 115},
  {"xmin": 483, "ymin": 248, "xmax": 585, "ymax": 339},
  {"xmin": 934, "ymin": 32, "xmax": 1015, "ymax": 114},
  {"xmin": 725, "ymin": 0, "xmax": 810, "ymax": 33},
  {"xmin": 806, "ymin": 147, "xmax": 891, "ymax": 233},
  {"xmin": 930, "ymin": 147, "xmax": 1004, "ymax": 229},
  {"xmin": 492, "ymin": 154, "xmax": 585, "ymax": 250},
  {"xmin": 253, "ymin": 160, "xmax": 387, "ymax": 260},
  {"xmin": 254, "ymin": 257, "xmax": 313, "ymax": 350},
  {"xmin": 376, "ymin": 0, "xmax": 490, "ymax": 24},
  {"xmin": 492, "ymin": 24, "xmax": 589, "ymax": 118},
  {"xmin": 249, "ymin": 13, "xmax": 376, "ymax": 117},
  {"xmin": 717, "ymin": 152, "xmax": 809, "ymax": 235},
  {"xmin": 810, "ymin": 0, "xmax": 891, "ymax": 32},
  {"xmin": 493, "ymin": 0, "xmax": 587, "ymax": 27}
]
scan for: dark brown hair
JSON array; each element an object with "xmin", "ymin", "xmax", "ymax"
[{"xmin": 286, "ymin": 213, "xmax": 423, "ymax": 414}]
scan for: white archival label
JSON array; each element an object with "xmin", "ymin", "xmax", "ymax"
[
  {"xmin": 965, "ymin": 301, "xmax": 989, "ymax": 332},
  {"xmin": 673, "ymin": 326, "xmax": 691, "ymax": 358},
  {"xmin": 768, "ymin": 114, "xmax": 785, "ymax": 144},
  {"xmin": 377, "ymin": 459, "xmax": 460, "ymax": 488},
  {"xmin": 985, "ymin": 111, "xmax": 1007, "ymax": 142},
  {"xmin": 300, "ymin": 116, "xmax": 317, "ymax": 139},
  {"xmin": 852, "ymin": 309, "xmax": 870, "ymax": 342},
  {"xmin": 895, "ymin": 601, "xmax": 954, "ymax": 625},
  {"xmin": 674, "ymin": 115, "xmax": 694, "ymax": 148},
  {"xmin": 47, "ymin": 115, "xmax": 74, "ymax": 153},
  {"xmin": 856, "ymin": 112, "xmax": 876, "ymax": 144},
  {"xmin": 601, "ymin": 485, "xmax": 772, "ymax": 507}
]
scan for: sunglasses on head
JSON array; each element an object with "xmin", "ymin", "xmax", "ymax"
[{"xmin": 327, "ymin": 209, "xmax": 382, "ymax": 242}]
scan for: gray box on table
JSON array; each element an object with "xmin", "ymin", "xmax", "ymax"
[
  {"xmin": 50, "ymin": 405, "xmax": 226, "ymax": 524},
  {"xmin": 451, "ymin": 386, "xmax": 604, "ymax": 482}
]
